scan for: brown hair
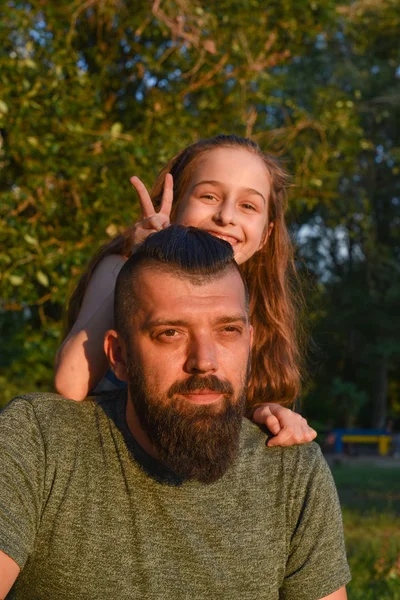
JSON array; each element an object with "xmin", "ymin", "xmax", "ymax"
[{"xmin": 65, "ymin": 134, "xmax": 304, "ymax": 409}]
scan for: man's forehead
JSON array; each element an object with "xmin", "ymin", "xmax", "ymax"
[{"xmin": 133, "ymin": 267, "xmax": 247, "ymax": 318}]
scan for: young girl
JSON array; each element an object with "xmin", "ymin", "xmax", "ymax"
[{"xmin": 55, "ymin": 134, "xmax": 315, "ymax": 447}]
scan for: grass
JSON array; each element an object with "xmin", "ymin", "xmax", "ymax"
[{"xmin": 330, "ymin": 463, "xmax": 400, "ymax": 599}]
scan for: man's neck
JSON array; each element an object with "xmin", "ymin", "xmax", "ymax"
[{"xmin": 125, "ymin": 393, "xmax": 159, "ymax": 460}]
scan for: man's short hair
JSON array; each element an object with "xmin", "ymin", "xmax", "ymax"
[{"xmin": 114, "ymin": 225, "xmax": 248, "ymax": 337}]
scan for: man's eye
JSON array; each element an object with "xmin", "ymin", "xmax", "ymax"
[
  {"xmin": 157, "ymin": 329, "xmax": 179, "ymax": 339},
  {"xmin": 221, "ymin": 326, "xmax": 242, "ymax": 335}
]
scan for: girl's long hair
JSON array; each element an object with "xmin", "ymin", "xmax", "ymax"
[{"xmin": 65, "ymin": 134, "xmax": 305, "ymax": 408}]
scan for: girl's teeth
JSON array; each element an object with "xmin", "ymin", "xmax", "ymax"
[{"xmin": 212, "ymin": 233, "xmax": 238, "ymax": 244}]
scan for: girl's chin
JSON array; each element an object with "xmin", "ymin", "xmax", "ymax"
[{"xmin": 231, "ymin": 246, "xmax": 249, "ymax": 263}]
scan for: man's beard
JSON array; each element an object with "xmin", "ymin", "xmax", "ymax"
[{"xmin": 127, "ymin": 364, "xmax": 247, "ymax": 484}]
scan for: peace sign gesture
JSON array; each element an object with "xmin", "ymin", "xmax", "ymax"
[{"xmin": 129, "ymin": 173, "xmax": 174, "ymax": 254}]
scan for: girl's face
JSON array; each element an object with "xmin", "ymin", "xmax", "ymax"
[{"xmin": 174, "ymin": 147, "xmax": 271, "ymax": 264}]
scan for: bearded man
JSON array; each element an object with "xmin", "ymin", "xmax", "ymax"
[{"xmin": 0, "ymin": 226, "xmax": 350, "ymax": 599}]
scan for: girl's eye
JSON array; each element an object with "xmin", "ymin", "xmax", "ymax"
[
  {"xmin": 242, "ymin": 203, "xmax": 257, "ymax": 211},
  {"xmin": 201, "ymin": 194, "xmax": 218, "ymax": 201}
]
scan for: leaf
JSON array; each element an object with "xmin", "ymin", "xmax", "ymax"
[
  {"xmin": 24, "ymin": 234, "xmax": 38, "ymax": 246},
  {"xmin": 37, "ymin": 271, "xmax": 49, "ymax": 287},
  {"xmin": 111, "ymin": 122, "xmax": 123, "ymax": 138},
  {"xmin": 24, "ymin": 59, "xmax": 37, "ymax": 69},
  {"xmin": 203, "ymin": 40, "xmax": 217, "ymax": 55},
  {"xmin": 106, "ymin": 224, "xmax": 118, "ymax": 237},
  {"xmin": 0, "ymin": 100, "xmax": 8, "ymax": 114},
  {"xmin": 9, "ymin": 275, "xmax": 23, "ymax": 286}
]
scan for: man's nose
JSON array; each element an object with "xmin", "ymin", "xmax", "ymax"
[
  {"xmin": 213, "ymin": 199, "xmax": 237, "ymax": 225},
  {"xmin": 184, "ymin": 335, "xmax": 218, "ymax": 374}
]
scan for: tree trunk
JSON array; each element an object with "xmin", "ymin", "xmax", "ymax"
[{"xmin": 372, "ymin": 355, "xmax": 388, "ymax": 429}]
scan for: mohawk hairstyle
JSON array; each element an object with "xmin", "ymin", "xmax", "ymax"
[{"xmin": 114, "ymin": 225, "xmax": 248, "ymax": 337}]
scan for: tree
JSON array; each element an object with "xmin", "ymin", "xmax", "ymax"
[
  {"xmin": 297, "ymin": 0, "xmax": 400, "ymax": 428},
  {"xmin": 1, "ymin": 0, "xmax": 399, "ymax": 428}
]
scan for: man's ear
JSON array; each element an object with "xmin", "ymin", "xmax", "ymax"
[
  {"xmin": 104, "ymin": 330, "xmax": 129, "ymax": 382},
  {"xmin": 258, "ymin": 221, "xmax": 274, "ymax": 250}
]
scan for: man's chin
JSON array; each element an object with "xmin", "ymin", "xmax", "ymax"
[
  {"xmin": 146, "ymin": 396, "xmax": 245, "ymax": 484},
  {"xmin": 127, "ymin": 368, "xmax": 246, "ymax": 484}
]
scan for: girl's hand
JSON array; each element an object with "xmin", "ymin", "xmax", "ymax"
[
  {"xmin": 252, "ymin": 403, "xmax": 317, "ymax": 447},
  {"xmin": 130, "ymin": 174, "xmax": 174, "ymax": 253}
]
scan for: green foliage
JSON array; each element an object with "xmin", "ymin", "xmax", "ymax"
[
  {"xmin": 332, "ymin": 464, "xmax": 400, "ymax": 514},
  {"xmin": 344, "ymin": 510, "xmax": 400, "ymax": 599},
  {"xmin": 331, "ymin": 464, "xmax": 400, "ymax": 599},
  {"xmin": 0, "ymin": 0, "xmax": 399, "ymax": 422}
]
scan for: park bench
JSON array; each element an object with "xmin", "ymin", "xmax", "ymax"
[{"xmin": 331, "ymin": 429, "xmax": 392, "ymax": 456}]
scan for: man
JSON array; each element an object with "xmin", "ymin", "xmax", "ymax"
[{"xmin": 0, "ymin": 226, "xmax": 350, "ymax": 599}]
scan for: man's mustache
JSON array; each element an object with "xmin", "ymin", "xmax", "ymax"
[{"xmin": 167, "ymin": 375, "xmax": 234, "ymax": 398}]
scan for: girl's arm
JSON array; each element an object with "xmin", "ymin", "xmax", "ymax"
[
  {"xmin": 251, "ymin": 403, "xmax": 317, "ymax": 446},
  {"xmin": 54, "ymin": 254, "xmax": 127, "ymax": 400},
  {"xmin": 0, "ymin": 549, "xmax": 20, "ymax": 599},
  {"xmin": 54, "ymin": 175, "xmax": 173, "ymax": 401}
]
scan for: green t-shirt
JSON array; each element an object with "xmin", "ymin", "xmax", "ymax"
[{"xmin": 0, "ymin": 392, "xmax": 350, "ymax": 600}]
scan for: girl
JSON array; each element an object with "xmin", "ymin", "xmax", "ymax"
[{"xmin": 55, "ymin": 134, "xmax": 315, "ymax": 447}]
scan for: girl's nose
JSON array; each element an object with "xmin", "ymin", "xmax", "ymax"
[{"xmin": 213, "ymin": 200, "xmax": 237, "ymax": 226}]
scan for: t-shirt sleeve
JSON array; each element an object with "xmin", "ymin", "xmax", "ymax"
[
  {"xmin": 280, "ymin": 444, "xmax": 351, "ymax": 600},
  {"xmin": 0, "ymin": 397, "xmax": 45, "ymax": 569}
]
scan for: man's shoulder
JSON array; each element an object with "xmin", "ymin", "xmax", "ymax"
[
  {"xmin": 4, "ymin": 391, "xmax": 122, "ymax": 409},
  {"xmin": 3, "ymin": 392, "xmax": 94, "ymax": 415},
  {"xmin": 1, "ymin": 391, "xmax": 122, "ymax": 434},
  {"xmin": 241, "ymin": 418, "xmax": 323, "ymax": 461},
  {"xmin": 239, "ymin": 420, "xmax": 338, "ymax": 516},
  {"xmin": 240, "ymin": 419, "xmax": 327, "ymax": 481},
  {"xmin": 1, "ymin": 393, "xmax": 88, "ymax": 436},
  {"xmin": 7, "ymin": 391, "xmax": 80, "ymax": 404},
  {"xmin": 240, "ymin": 424, "xmax": 350, "ymax": 600},
  {"xmin": 1, "ymin": 391, "xmax": 128, "ymax": 464}
]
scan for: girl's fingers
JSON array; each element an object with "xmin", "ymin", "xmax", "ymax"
[
  {"xmin": 160, "ymin": 173, "xmax": 174, "ymax": 218},
  {"xmin": 299, "ymin": 416, "xmax": 315, "ymax": 442},
  {"xmin": 131, "ymin": 216, "xmax": 165, "ymax": 253},
  {"xmin": 304, "ymin": 425, "xmax": 317, "ymax": 442},
  {"xmin": 252, "ymin": 404, "xmax": 273, "ymax": 425},
  {"xmin": 140, "ymin": 214, "xmax": 168, "ymax": 231},
  {"xmin": 264, "ymin": 414, "xmax": 281, "ymax": 435},
  {"xmin": 130, "ymin": 176, "xmax": 156, "ymax": 219},
  {"xmin": 267, "ymin": 423, "xmax": 317, "ymax": 447},
  {"xmin": 267, "ymin": 428, "xmax": 293, "ymax": 447}
]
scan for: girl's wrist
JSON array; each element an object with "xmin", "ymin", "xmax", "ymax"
[{"xmin": 245, "ymin": 402, "xmax": 266, "ymax": 420}]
